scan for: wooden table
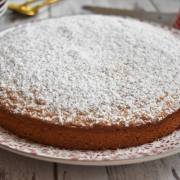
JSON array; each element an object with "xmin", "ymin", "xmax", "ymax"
[{"xmin": 0, "ymin": 0, "xmax": 180, "ymax": 179}]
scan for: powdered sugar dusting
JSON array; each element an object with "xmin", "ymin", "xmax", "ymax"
[{"xmin": 0, "ymin": 15, "xmax": 180, "ymax": 127}]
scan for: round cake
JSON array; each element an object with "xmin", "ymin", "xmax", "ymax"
[{"xmin": 0, "ymin": 15, "xmax": 180, "ymax": 150}]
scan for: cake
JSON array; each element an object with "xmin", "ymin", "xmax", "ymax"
[{"xmin": 0, "ymin": 15, "xmax": 180, "ymax": 150}]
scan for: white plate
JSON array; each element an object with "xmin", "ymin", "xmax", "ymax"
[
  {"xmin": 0, "ymin": 0, "xmax": 7, "ymax": 6},
  {"xmin": 0, "ymin": 20, "xmax": 180, "ymax": 166},
  {"xmin": 0, "ymin": 0, "xmax": 8, "ymax": 17},
  {"xmin": 0, "ymin": 6, "xmax": 7, "ymax": 17}
]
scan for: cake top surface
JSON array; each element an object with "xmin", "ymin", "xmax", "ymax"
[{"xmin": 0, "ymin": 15, "xmax": 180, "ymax": 127}]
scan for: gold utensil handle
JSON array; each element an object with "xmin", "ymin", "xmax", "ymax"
[
  {"xmin": 22, "ymin": 0, "xmax": 37, "ymax": 6},
  {"xmin": 35, "ymin": 0, "xmax": 58, "ymax": 9},
  {"xmin": 8, "ymin": 0, "xmax": 37, "ymax": 10}
]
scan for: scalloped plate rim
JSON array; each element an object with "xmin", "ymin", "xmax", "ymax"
[{"xmin": 1, "ymin": 138, "xmax": 180, "ymax": 166}]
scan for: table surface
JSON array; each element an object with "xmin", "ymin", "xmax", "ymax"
[{"xmin": 1, "ymin": 0, "xmax": 180, "ymax": 179}]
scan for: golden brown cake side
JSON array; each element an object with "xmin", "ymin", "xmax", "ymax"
[{"xmin": 0, "ymin": 106, "xmax": 180, "ymax": 150}]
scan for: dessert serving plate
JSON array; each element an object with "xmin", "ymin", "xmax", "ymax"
[
  {"xmin": 0, "ymin": 20, "xmax": 180, "ymax": 166},
  {"xmin": 0, "ymin": 0, "xmax": 8, "ymax": 17}
]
